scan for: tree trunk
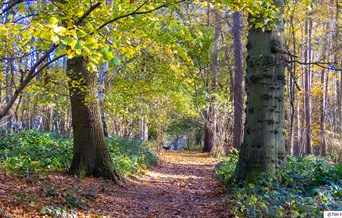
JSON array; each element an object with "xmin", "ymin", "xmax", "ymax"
[
  {"xmin": 203, "ymin": 11, "xmax": 220, "ymax": 153},
  {"xmin": 203, "ymin": 109, "xmax": 214, "ymax": 152},
  {"xmin": 138, "ymin": 118, "xmax": 148, "ymax": 141},
  {"xmin": 209, "ymin": 11, "xmax": 222, "ymax": 156},
  {"xmin": 155, "ymin": 124, "xmax": 163, "ymax": 153},
  {"xmin": 98, "ymin": 62, "xmax": 109, "ymax": 137},
  {"xmin": 67, "ymin": 56, "xmax": 118, "ymax": 181},
  {"xmin": 335, "ymin": 0, "xmax": 341, "ymax": 139},
  {"xmin": 97, "ymin": 0, "xmax": 113, "ymax": 137},
  {"xmin": 234, "ymin": 1, "xmax": 286, "ymax": 180},
  {"xmin": 304, "ymin": 19, "xmax": 313, "ymax": 154},
  {"xmin": 289, "ymin": 13, "xmax": 299, "ymax": 155},
  {"xmin": 233, "ymin": 11, "xmax": 244, "ymax": 149},
  {"xmin": 320, "ymin": 69, "xmax": 327, "ymax": 156}
]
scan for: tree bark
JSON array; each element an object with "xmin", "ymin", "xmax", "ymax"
[
  {"xmin": 320, "ymin": 69, "xmax": 327, "ymax": 156},
  {"xmin": 234, "ymin": 1, "xmax": 286, "ymax": 180},
  {"xmin": 304, "ymin": 19, "xmax": 313, "ymax": 154},
  {"xmin": 203, "ymin": 109, "xmax": 214, "ymax": 152},
  {"xmin": 97, "ymin": 0, "xmax": 113, "ymax": 138},
  {"xmin": 233, "ymin": 11, "xmax": 244, "ymax": 149},
  {"xmin": 203, "ymin": 10, "xmax": 220, "ymax": 153},
  {"xmin": 67, "ymin": 56, "xmax": 118, "ymax": 181},
  {"xmin": 98, "ymin": 62, "xmax": 109, "ymax": 137},
  {"xmin": 289, "ymin": 13, "xmax": 299, "ymax": 155},
  {"xmin": 209, "ymin": 11, "xmax": 223, "ymax": 156},
  {"xmin": 334, "ymin": 0, "xmax": 341, "ymax": 139}
]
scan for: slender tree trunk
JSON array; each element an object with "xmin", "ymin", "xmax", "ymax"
[
  {"xmin": 194, "ymin": 118, "xmax": 202, "ymax": 146},
  {"xmin": 335, "ymin": 0, "xmax": 341, "ymax": 139},
  {"xmin": 203, "ymin": 10, "xmax": 220, "ymax": 153},
  {"xmin": 289, "ymin": 13, "xmax": 299, "ymax": 155},
  {"xmin": 293, "ymin": 97, "xmax": 301, "ymax": 155},
  {"xmin": 203, "ymin": 110, "xmax": 214, "ymax": 152},
  {"xmin": 138, "ymin": 117, "xmax": 148, "ymax": 141},
  {"xmin": 233, "ymin": 11, "xmax": 244, "ymax": 149},
  {"xmin": 235, "ymin": 0, "xmax": 286, "ymax": 180},
  {"xmin": 5, "ymin": 60, "xmax": 12, "ymax": 131},
  {"xmin": 225, "ymin": 46, "xmax": 234, "ymax": 102},
  {"xmin": 97, "ymin": 0, "xmax": 113, "ymax": 137},
  {"xmin": 224, "ymin": 11, "xmax": 234, "ymax": 103},
  {"xmin": 320, "ymin": 69, "xmax": 327, "ymax": 156},
  {"xmin": 304, "ymin": 19, "xmax": 313, "ymax": 154},
  {"xmin": 67, "ymin": 56, "xmax": 118, "ymax": 181},
  {"xmin": 155, "ymin": 123, "xmax": 164, "ymax": 153},
  {"xmin": 209, "ymin": 11, "xmax": 223, "ymax": 156},
  {"xmin": 98, "ymin": 62, "xmax": 109, "ymax": 137}
]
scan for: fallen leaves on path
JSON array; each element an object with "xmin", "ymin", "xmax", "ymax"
[{"xmin": 0, "ymin": 151, "xmax": 229, "ymax": 217}]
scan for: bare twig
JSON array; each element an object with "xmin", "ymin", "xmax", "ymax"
[
  {"xmin": 288, "ymin": 60, "xmax": 341, "ymax": 72},
  {"xmin": 0, "ymin": 0, "xmax": 23, "ymax": 16}
]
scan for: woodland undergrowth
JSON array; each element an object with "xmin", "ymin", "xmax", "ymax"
[
  {"xmin": 216, "ymin": 150, "xmax": 342, "ymax": 217},
  {"xmin": 0, "ymin": 130, "xmax": 157, "ymax": 177}
]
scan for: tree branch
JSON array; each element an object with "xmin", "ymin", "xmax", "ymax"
[
  {"xmin": 1, "ymin": 2, "xmax": 103, "ymax": 120},
  {"xmin": 97, "ymin": 0, "xmax": 184, "ymax": 31},
  {"xmin": 0, "ymin": 0, "xmax": 23, "ymax": 16},
  {"xmin": 31, "ymin": 54, "xmax": 66, "ymax": 78},
  {"xmin": 76, "ymin": 2, "xmax": 101, "ymax": 25},
  {"xmin": 287, "ymin": 60, "xmax": 342, "ymax": 72}
]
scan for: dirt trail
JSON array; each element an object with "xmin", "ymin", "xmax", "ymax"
[
  {"xmin": 0, "ymin": 151, "xmax": 228, "ymax": 218},
  {"xmin": 103, "ymin": 151, "xmax": 228, "ymax": 218}
]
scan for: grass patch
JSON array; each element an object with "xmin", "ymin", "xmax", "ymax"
[
  {"xmin": 215, "ymin": 153, "xmax": 342, "ymax": 217},
  {"xmin": 0, "ymin": 130, "xmax": 158, "ymax": 177}
]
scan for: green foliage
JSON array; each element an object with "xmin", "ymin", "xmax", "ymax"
[
  {"xmin": 0, "ymin": 131, "xmax": 157, "ymax": 177},
  {"xmin": 215, "ymin": 148, "xmax": 239, "ymax": 182},
  {"xmin": 0, "ymin": 130, "xmax": 72, "ymax": 174},
  {"xmin": 107, "ymin": 136, "xmax": 158, "ymax": 177},
  {"xmin": 216, "ymin": 155, "xmax": 342, "ymax": 217}
]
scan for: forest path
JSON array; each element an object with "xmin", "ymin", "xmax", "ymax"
[
  {"xmin": 104, "ymin": 150, "xmax": 228, "ymax": 218},
  {"xmin": 0, "ymin": 151, "xmax": 228, "ymax": 217}
]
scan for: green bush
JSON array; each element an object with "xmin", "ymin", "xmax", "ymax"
[
  {"xmin": 215, "ymin": 154, "xmax": 342, "ymax": 217},
  {"xmin": 107, "ymin": 136, "xmax": 158, "ymax": 177},
  {"xmin": 0, "ymin": 130, "xmax": 72, "ymax": 174},
  {"xmin": 0, "ymin": 130, "xmax": 158, "ymax": 177}
]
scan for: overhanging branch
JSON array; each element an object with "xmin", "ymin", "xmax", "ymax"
[
  {"xmin": 287, "ymin": 60, "xmax": 342, "ymax": 72},
  {"xmin": 97, "ymin": 0, "xmax": 185, "ymax": 31}
]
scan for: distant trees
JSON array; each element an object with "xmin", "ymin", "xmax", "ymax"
[
  {"xmin": 0, "ymin": 0, "xmax": 341, "ymax": 181},
  {"xmin": 285, "ymin": 0, "xmax": 341, "ymax": 157}
]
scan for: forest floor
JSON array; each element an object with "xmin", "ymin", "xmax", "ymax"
[{"xmin": 0, "ymin": 151, "xmax": 229, "ymax": 218}]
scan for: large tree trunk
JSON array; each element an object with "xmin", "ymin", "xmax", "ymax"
[
  {"xmin": 234, "ymin": 1, "xmax": 286, "ymax": 180},
  {"xmin": 67, "ymin": 56, "xmax": 118, "ymax": 181},
  {"xmin": 233, "ymin": 11, "xmax": 244, "ymax": 149}
]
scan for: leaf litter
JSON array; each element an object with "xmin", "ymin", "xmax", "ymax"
[{"xmin": 0, "ymin": 151, "xmax": 228, "ymax": 217}]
